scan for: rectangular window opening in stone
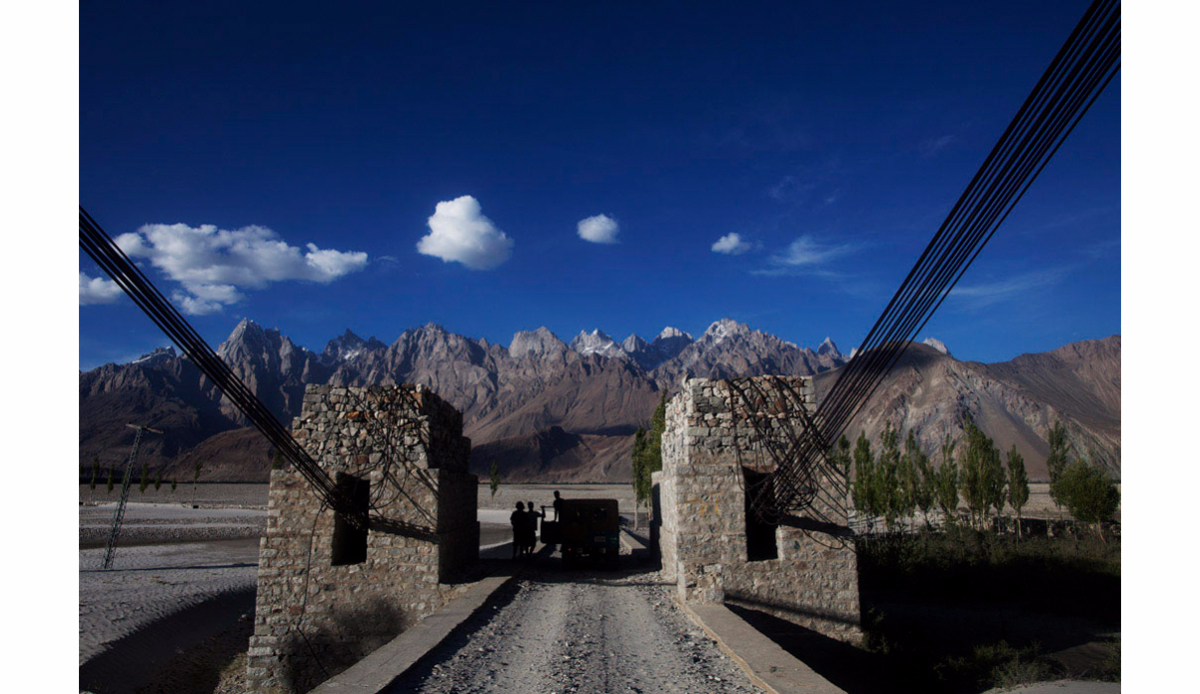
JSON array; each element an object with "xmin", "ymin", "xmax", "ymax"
[
  {"xmin": 331, "ymin": 472, "xmax": 370, "ymax": 566},
  {"xmin": 743, "ymin": 467, "xmax": 779, "ymax": 561}
]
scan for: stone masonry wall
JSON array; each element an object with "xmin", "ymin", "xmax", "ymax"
[
  {"xmin": 654, "ymin": 377, "xmax": 861, "ymax": 643},
  {"xmin": 247, "ymin": 385, "xmax": 479, "ymax": 693}
]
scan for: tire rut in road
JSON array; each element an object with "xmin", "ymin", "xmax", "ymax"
[{"xmin": 392, "ymin": 571, "xmax": 762, "ymax": 694}]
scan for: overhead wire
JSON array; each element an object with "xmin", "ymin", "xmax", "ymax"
[
  {"xmin": 81, "ymin": 208, "xmax": 376, "ymax": 530},
  {"xmin": 812, "ymin": 5, "xmax": 1118, "ymax": 445},
  {"xmin": 773, "ymin": 0, "xmax": 1120, "ymax": 511},
  {"xmin": 726, "ymin": 377, "xmax": 848, "ymax": 527},
  {"xmin": 816, "ymin": 19, "xmax": 1121, "ymax": 453},
  {"xmin": 79, "ymin": 1, "xmax": 1119, "ymax": 535},
  {"xmin": 753, "ymin": 0, "xmax": 1120, "ymax": 519},
  {"xmin": 813, "ymin": 7, "xmax": 1120, "ymax": 445}
]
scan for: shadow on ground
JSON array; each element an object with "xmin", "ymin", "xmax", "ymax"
[
  {"xmin": 80, "ymin": 588, "xmax": 256, "ymax": 694},
  {"xmin": 728, "ymin": 531, "xmax": 1120, "ymax": 694}
]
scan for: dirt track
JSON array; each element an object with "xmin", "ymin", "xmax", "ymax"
[{"xmin": 389, "ymin": 568, "xmax": 762, "ymax": 694}]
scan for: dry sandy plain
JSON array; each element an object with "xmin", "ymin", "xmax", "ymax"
[
  {"xmin": 78, "ymin": 482, "xmax": 636, "ymax": 693},
  {"xmin": 79, "ymin": 481, "xmax": 1108, "ymax": 693}
]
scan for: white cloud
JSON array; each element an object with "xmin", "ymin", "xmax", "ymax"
[
  {"xmin": 752, "ymin": 235, "xmax": 863, "ymax": 278},
  {"xmin": 775, "ymin": 236, "xmax": 858, "ymax": 267},
  {"xmin": 417, "ymin": 195, "xmax": 514, "ymax": 270},
  {"xmin": 920, "ymin": 134, "xmax": 957, "ymax": 157},
  {"xmin": 949, "ymin": 268, "xmax": 1067, "ymax": 309},
  {"xmin": 114, "ymin": 222, "xmax": 368, "ymax": 315},
  {"xmin": 577, "ymin": 214, "xmax": 620, "ymax": 244},
  {"xmin": 712, "ymin": 233, "xmax": 753, "ymax": 255},
  {"xmin": 172, "ymin": 292, "xmax": 226, "ymax": 316},
  {"xmin": 79, "ymin": 272, "xmax": 123, "ymax": 305},
  {"xmin": 767, "ymin": 175, "xmax": 815, "ymax": 202}
]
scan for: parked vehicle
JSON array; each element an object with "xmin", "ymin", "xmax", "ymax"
[{"xmin": 540, "ymin": 498, "xmax": 620, "ymax": 568}]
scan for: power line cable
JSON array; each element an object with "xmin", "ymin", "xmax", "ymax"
[
  {"xmin": 80, "ymin": 208, "xmax": 444, "ymax": 537},
  {"xmin": 755, "ymin": 0, "xmax": 1120, "ymax": 519}
]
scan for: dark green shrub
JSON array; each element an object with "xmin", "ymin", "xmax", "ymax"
[{"xmin": 1059, "ymin": 460, "xmax": 1120, "ymax": 539}]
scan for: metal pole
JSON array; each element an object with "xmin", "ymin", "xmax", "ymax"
[{"xmin": 102, "ymin": 424, "xmax": 162, "ymax": 570}]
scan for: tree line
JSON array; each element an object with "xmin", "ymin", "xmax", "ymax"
[
  {"xmin": 84, "ymin": 453, "xmax": 206, "ymax": 500},
  {"xmin": 842, "ymin": 419, "xmax": 1119, "ymax": 539},
  {"xmin": 630, "ymin": 392, "xmax": 667, "ymax": 528},
  {"xmin": 626, "ymin": 390, "xmax": 1118, "ymax": 540}
]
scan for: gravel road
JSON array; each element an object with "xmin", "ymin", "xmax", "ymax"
[{"xmin": 390, "ymin": 569, "xmax": 763, "ymax": 694}]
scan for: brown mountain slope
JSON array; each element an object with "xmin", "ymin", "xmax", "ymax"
[
  {"xmin": 80, "ymin": 319, "xmax": 1117, "ymax": 484},
  {"xmin": 469, "ymin": 426, "xmax": 635, "ymax": 483},
  {"xmin": 981, "ymin": 335, "xmax": 1120, "ymax": 439},
  {"xmin": 468, "ymin": 357, "xmax": 659, "ymax": 442},
  {"xmin": 78, "ymin": 351, "xmax": 237, "ymax": 473},
  {"xmin": 813, "ymin": 339, "xmax": 1121, "ymax": 480},
  {"xmin": 173, "ymin": 427, "xmax": 275, "ymax": 482}
]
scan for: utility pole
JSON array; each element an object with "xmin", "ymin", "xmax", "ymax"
[{"xmin": 102, "ymin": 424, "xmax": 162, "ymax": 570}]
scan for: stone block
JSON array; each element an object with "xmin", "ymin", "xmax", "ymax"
[
  {"xmin": 247, "ymin": 384, "xmax": 478, "ymax": 693},
  {"xmin": 658, "ymin": 376, "xmax": 861, "ymax": 644}
]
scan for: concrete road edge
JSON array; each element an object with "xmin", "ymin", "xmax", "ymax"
[
  {"xmin": 676, "ymin": 598, "xmax": 846, "ymax": 694},
  {"xmin": 309, "ymin": 568, "xmax": 519, "ymax": 694}
]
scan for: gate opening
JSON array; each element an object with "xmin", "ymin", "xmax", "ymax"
[
  {"xmin": 331, "ymin": 472, "xmax": 370, "ymax": 566},
  {"xmin": 743, "ymin": 468, "xmax": 778, "ymax": 561}
]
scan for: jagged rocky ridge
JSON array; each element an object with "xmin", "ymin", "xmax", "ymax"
[
  {"xmin": 79, "ymin": 318, "xmax": 843, "ymax": 482},
  {"xmin": 79, "ymin": 320, "xmax": 1120, "ymax": 484}
]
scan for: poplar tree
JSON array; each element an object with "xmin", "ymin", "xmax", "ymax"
[
  {"xmin": 877, "ymin": 422, "xmax": 903, "ymax": 531},
  {"xmin": 106, "ymin": 466, "xmax": 115, "ymax": 494},
  {"xmin": 1046, "ymin": 421, "xmax": 1071, "ymax": 516},
  {"xmin": 631, "ymin": 429, "xmax": 649, "ymax": 498},
  {"xmin": 959, "ymin": 420, "xmax": 989, "ymax": 529},
  {"xmin": 934, "ymin": 434, "xmax": 959, "ymax": 524},
  {"xmin": 827, "ymin": 435, "xmax": 853, "ymax": 524},
  {"xmin": 852, "ymin": 432, "xmax": 876, "ymax": 526},
  {"xmin": 631, "ymin": 392, "xmax": 667, "ymax": 528},
  {"xmin": 90, "ymin": 454, "xmax": 100, "ymax": 490},
  {"xmin": 630, "ymin": 428, "xmax": 650, "ymax": 528},
  {"xmin": 1006, "ymin": 445, "xmax": 1030, "ymax": 538},
  {"xmin": 647, "ymin": 391, "xmax": 667, "ymax": 474},
  {"xmin": 906, "ymin": 430, "xmax": 934, "ymax": 529},
  {"xmin": 489, "ymin": 461, "xmax": 501, "ymax": 499},
  {"xmin": 828, "ymin": 435, "xmax": 852, "ymax": 477},
  {"xmin": 154, "ymin": 469, "xmax": 163, "ymax": 492},
  {"xmin": 959, "ymin": 420, "xmax": 1005, "ymax": 530},
  {"xmin": 191, "ymin": 460, "xmax": 203, "ymax": 505},
  {"xmin": 984, "ymin": 439, "xmax": 1006, "ymax": 526},
  {"xmin": 139, "ymin": 462, "xmax": 150, "ymax": 494}
]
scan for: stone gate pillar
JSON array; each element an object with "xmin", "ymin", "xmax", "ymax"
[
  {"xmin": 247, "ymin": 384, "xmax": 479, "ymax": 693},
  {"xmin": 654, "ymin": 377, "xmax": 861, "ymax": 643}
]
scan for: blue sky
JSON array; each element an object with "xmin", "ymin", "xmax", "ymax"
[{"xmin": 78, "ymin": 0, "xmax": 1120, "ymax": 370}]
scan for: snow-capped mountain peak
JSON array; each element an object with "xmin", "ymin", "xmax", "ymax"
[
  {"xmin": 509, "ymin": 327, "xmax": 567, "ymax": 360},
  {"xmin": 702, "ymin": 318, "xmax": 749, "ymax": 343},
  {"xmin": 622, "ymin": 333, "xmax": 649, "ymax": 353},
  {"xmin": 658, "ymin": 326, "xmax": 692, "ymax": 341},
  {"xmin": 569, "ymin": 329, "xmax": 626, "ymax": 359},
  {"xmin": 130, "ymin": 346, "xmax": 177, "ymax": 365},
  {"xmin": 817, "ymin": 336, "xmax": 842, "ymax": 359},
  {"xmin": 322, "ymin": 329, "xmax": 387, "ymax": 363},
  {"xmin": 922, "ymin": 337, "xmax": 952, "ymax": 357}
]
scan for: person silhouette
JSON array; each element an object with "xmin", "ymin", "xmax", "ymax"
[
  {"xmin": 552, "ymin": 490, "xmax": 563, "ymax": 521},
  {"xmin": 510, "ymin": 502, "xmax": 526, "ymax": 559},
  {"xmin": 525, "ymin": 501, "xmax": 542, "ymax": 555}
]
